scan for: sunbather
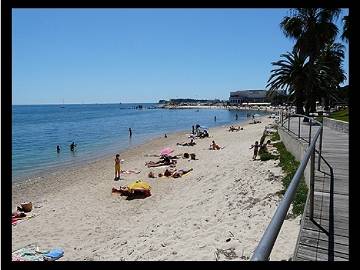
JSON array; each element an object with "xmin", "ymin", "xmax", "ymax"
[
  {"xmin": 145, "ymin": 156, "xmax": 177, "ymax": 167},
  {"xmin": 158, "ymin": 168, "xmax": 193, "ymax": 178},
  {"xmin": 112, "ymin": 186, "xmax": 151, "ymax": 197},
  {"xmin": 210, "ymin": 140, "xmax": 221, "ymax": 150},
  {"xmin": 177, "ymin": 139, "xmax": 196, "ymax": 146},
  {"xmin": 171, "ymin": 168, "xmax": 193, "ymax": 178}
]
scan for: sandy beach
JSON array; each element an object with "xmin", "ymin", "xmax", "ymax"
[{"xmin": 12, "ymin": 116, "xmax": 300, "ymax": 261}]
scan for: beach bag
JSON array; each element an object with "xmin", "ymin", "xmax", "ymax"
[
  {"xmin": 20, "ymin": 202, "xmax": 33, "ymax": 212},
  {"xmin": 43, "ymin": 248, "xmax": 64, "ymax": 261}
]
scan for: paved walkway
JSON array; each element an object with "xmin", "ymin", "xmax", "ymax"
[{"xmin": 283, "ymin": 117, "xmax": 349, "ymax": 261}]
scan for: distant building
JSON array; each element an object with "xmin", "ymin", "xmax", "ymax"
[{"xmin": 229, "ymin": 90, "xmax": 268, "ymax": 104}]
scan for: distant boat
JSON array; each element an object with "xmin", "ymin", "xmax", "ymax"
[{"xmin": 60, "ymin": 99, "xmax": 65, "ymax": 108}]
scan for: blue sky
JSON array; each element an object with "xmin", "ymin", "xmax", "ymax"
[{"xmin": 12, "ymin": 8, "xmax": 349, "ymax": 105}]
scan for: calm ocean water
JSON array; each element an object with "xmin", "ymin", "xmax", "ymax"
[{"xmin": 12, "ymin": 103, "xmax": 268, "ymax": 182}]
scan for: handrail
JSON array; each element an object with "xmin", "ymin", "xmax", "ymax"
[{"xmin": 251, "ymin": 112, "xmax": 324, "ymax": 261}]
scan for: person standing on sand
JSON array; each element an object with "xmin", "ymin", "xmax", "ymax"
[
  {"xmin": 249, "ymin": 141, "xmax": 260, "ymax": 160},
  {"xmin": 114, "ymin": 154, "xmax": 121, "ymax": 180},
  {"xmin": 129, "ymin": 128, "xmax": 132, "ymax": 137},
  {"xmin": 192, "ymin": 125, "xmax": 195, "ymax": 135}
]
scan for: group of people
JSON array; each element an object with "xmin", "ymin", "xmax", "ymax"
[
  {"xmin": 228, "ymin": 125, "xmax": 243, "ymax": 132},
  {"xmin": 249, "ymin": 139, "xmax": 272, "ymax": 160},
  {"xmin": 56, "ymin": 142, "xmax": 77, "ymax": 153}
]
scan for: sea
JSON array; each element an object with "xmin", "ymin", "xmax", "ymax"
[{"xmin": 12, "ymin": 103, "xmax": 269, "ymax": 182}]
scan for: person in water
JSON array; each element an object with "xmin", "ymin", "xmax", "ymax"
[
  {"xmin": 70, "ymin": 142, "xmax": 76, "ymax": 151},
  {"xmin": 129, "ymin": 128, "xmax": 132, "ymax": 137},
  {"xmin": 56, "ymin": 145, "xmax": 60, "ymax": 153}
]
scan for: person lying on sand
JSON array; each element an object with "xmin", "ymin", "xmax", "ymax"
[
  {"xmin": 158, "ymin": 168, "xmax": 193, "ymax": 178},
  {"xmin": 177, "ymin": 139, "xmax": 196, "ymax": 146},
  {"xmin": 249, "ymin": 120, "xmax": 261, "ymax": 124},
  {"xmin": 112, "ymin": 187, "xmax": 151, "ymax": 197},
  {"xmin": 210, "ymin": 140, "xmax": 221, "ymax": 150},
  {"xmin": 145, "ymin": 156, "xmax": 177, "ymax": 167},
  {"xmin": 228, "ymin": 126, "xmax": 243, "ymax": 132}
]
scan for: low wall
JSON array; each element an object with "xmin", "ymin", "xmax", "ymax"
[
  {"xmin": 323, "ymin": 117, "xmax": 348, "ymax": 133},
  {"xmin": 278, "ymin": 126, "xmax": 311, "ymax": 187}
]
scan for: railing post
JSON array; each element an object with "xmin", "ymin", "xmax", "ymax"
[
  {"xmin": 281, "ymin": 110, "xmax": 283, "ymax": 126},
  {"xmin": 317, "ymin": 126, "xmax": 323, "ymax": 171},
  {"xmin": 310, "ymin": 148, "xmax": 316, "ymax": 220},
  {"xmin": 298, "ymin": 116, "xmax": 301, "ymax": 138},
  {"xmin": 308, "ymin": 118, "xmax": 312, "ymax": 146},
  {"xmin": 288, "ymin": 114, "xmax": 290, "ymax": 131}
]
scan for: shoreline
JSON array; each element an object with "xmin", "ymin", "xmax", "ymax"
[
  {"xmin": 12, "ymin": 114, "xmax": 259, "ymax": 184},
  {"xmin": 12, "ymin": 115, "xmax": 300, "ymax": 261}
]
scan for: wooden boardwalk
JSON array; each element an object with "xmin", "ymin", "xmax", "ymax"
[{"xmin": 286, "ymin": 118, "xmax": 349, "ymax": 261}]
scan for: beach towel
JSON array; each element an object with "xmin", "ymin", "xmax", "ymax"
[
  {"xmin": 160, "ymin": 147, "xmax": 174, "ymax": 157},
  {"xmin": 12, "ymin": 244, "xmax": 45, "ymax": 261},
  {"xmin": 120, "ymin": 169, "xmax": 141, "ymax": 174},
  {"xmin": 12, "ymin": 214, "xmax": 35, "ymax": 226},
  {"xmin": 127, "ymin": 180, "xmax": 151, "ymax": 191},
  {"xmin": 43, "ymin": 248, "xmax": 64, "ymax": 261}
]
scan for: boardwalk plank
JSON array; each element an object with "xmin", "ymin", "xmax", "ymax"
[{"xmin": 282, "ymin": 122, "xmax": 349, "ymax": 261}]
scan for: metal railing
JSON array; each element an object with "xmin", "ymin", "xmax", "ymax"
[{"xmin": 251, "ymin": 110, "xmax": 332, "ymax": 261}]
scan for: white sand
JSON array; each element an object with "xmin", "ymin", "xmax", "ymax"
[{"xmin": 12, "ymin": 116, "xmax": 300, "ymax": 261}]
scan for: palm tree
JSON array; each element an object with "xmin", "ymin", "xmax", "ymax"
[
  {"xmin": 267, "ymin": 51, "xmax": 335, "ymax": 115},
  {"xmin": 280, "ymin": 8, "xmax": 341, "ymax": 64},
  {"xmin": 341, "ymin": 15, "xmax": 349, "ymax": 42},
  {"xmin": 267, "ymin": 52, "xmax": 308, "ymax": 114},
  {"xmin": 315, "ymin": 42, "xmax": 346, "ymax": 110}
]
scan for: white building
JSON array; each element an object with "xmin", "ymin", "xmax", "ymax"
[{"xmin": 229, "ymin": 90, "xmax": 268, "ymax": 104}]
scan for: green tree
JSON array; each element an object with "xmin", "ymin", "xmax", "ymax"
[
  {"xmin": 280, "ymin": 8, "xmax": 341, "ymax": 64},
  {"xmin": 276, "ymin": 8, "xmax": 345, "ymax": 116},
  {"xmin": 267, "ymin": 52, "xmax": 308, "ymax": 114}
]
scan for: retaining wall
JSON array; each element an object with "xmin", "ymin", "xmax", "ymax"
[
  {"xmin": 278, "ymin": 126, "xmax": 311, "ymax": 187},
  {"xmin": 323, "ymin": 117, "xmax": 348, "ymax": 133}
]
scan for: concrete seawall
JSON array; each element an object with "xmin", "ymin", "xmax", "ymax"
[{"xmin": 278, "ymin": 126, "xmax": 311, "ymax": 187}]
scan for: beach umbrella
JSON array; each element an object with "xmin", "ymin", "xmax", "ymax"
[
  {"xmin": 160, "ymin": 147, "xmax": 174, "ymax": 156},
  {"xmin": 127, "ymin": 180, "xmax": 151, "ymax": 191}
]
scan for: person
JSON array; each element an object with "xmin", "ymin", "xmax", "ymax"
[
  {"xmin": 249, "ymin": 141, "xmax": 260, "ymax": 160},
  {"xmin": 235, "ymin": 113, "xmax": 238, "ymax": 120},
  {"xmin": 56, "ymin": 145, "xmax": 60, "ymax": 153},
  {"xmin": 210, "ymin": 140, "xmax": 221, "ymax": 150},
  {"xmin": 177, "ymin": 139, "xmax": 196, "ymax": 146},
  {"xmin": 164, "ymin": 134, "xmax": 167, "ymax": 138},
  {"xmin": 112, "ymin": 186, "xmax": 151, "ymax": 197},
  {"xmin": 192, "ymin": 125, "xmax": 195, "ymax": 135},
  {"xmin": 70, "ymin": 142, "xmax": 76, "ymax": 151},
  {"xmin": 114, "ymin": 154, "xmax": 121, "ymax": 180},
  {"xmin": 171, "ymin": 168, "xmax": 193, "ymax": 178},
  {"xmin": 129, "ymin": 128, "xmax": 132, "ymax": 137},
  {"xmin": 214, "ymin": 116, "xmax": 217, "ymax": 122},
  {"xmin": 145, "ymin": 156, "xmax": 177, "ymax": 168}
]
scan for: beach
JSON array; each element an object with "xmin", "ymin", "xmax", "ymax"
[{"xmin": 12, "ymin": 115, "xmax": 300, "ymax": 261}]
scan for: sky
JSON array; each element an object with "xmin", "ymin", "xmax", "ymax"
[{"xmin": 12, "ymin": 8, "xmax": 349, "ymax": 105}]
